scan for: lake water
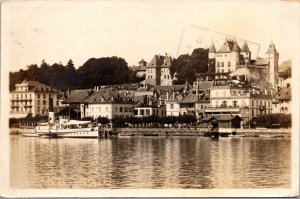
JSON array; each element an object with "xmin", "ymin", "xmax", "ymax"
[{"xmin": 10, "ymin": 135, "xmax": 291, "ymax": 189}]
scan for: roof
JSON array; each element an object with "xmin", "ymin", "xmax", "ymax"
[
  {"xmin": 197, "ymin": 81, "xmax": 214, "ymax": 90},
  {"xmin": 66, "ymin": 89, "xmax": 92, "ymax": 103},
  {"xmin": 147, "ymin": 54, "xmax": 172, "ymax": 68},
  {"xmin": 138, "ymin": 59, "xmax": 147, "ymax": 64},
  {"xmin": 137, "ymin": 66, "xmax": 147, "ymax": 71},
  {"xmin": 84, "ymin": 89, "xmax": 135, "ymax": 103},
  {"xmin": 201, "ymin": 115, "xmax": 242, "ymax": 122},
  {"xmin": 153, "ymin": 85, "xmax": 185, "ymax": 92},
  {"xmin": 209, "ymin": 41, "xmax": 216, "ymax": 53},
  {"xmin": 274, "ymin": 87, "xmax": 291, "ymax": 101},
  {"xmin": 15, "ymin": 80, "xmax": 58, "ymax": 92},
  {"xmin": 254, "ymin": 58, "xmax": 269, "ymax": 66},
  {"xmin": 266, "ymin": 42, "xmax": 278, "ymax": 54},
  {"xmin": 241, "ymin": 41, "xmax": 250, "ymax": 52},
  {"xmin": 180, "ymin": 93, "xmax": 198, "ymax": 104},
  {"xmin": 217, "ymin": 39, "xmax": 241, "ymax": 53}
]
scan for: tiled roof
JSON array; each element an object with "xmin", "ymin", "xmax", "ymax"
[
  {"xmin": 84, "ymin": 90, "xmax": 135, "ymax": 103},
  {"xmin": 198, "ymin": 81, "xmax": 214, "ymax": 90},
  {"xmin": 241, "ymin": 41, "xmax": 250, "ymax": 52},
  {"xmin": 137, "ymin": 66, "xmax": 147, "ymax": 71},
  {"xmin": 147, "ymin": 55, "xmax": 172, "ymax": 68},
  {"xmin": 275, "ymin": 87, "xmax": 291, "ymax": 101},
  {"xmin": 254, "ymin": 58, "xmax": 269, "ymax": 66},
  {"xmin": 16, "ymin": 80, "xmax": 58, "ymax": 92},
  {"xmin": 266, "ymin": 42, "xmax": 278, "ymax": 54},
  {"xmin": 180, "ymin": 93, "xmax": 198, "ymax": 103},
  {"xmin": 153, "ymin": 85, "xmax": 185, "ymax": 92},
  {"xmin": 209, "ymin": 42, "xmax": 216, "ymax": 53},
  {"xmin": 217, "ymin": 40, "xmax": 241, "ymax": 53},
  {"xmin": 67, "ymin": 89, "xmax": 92, "ymax": 103},
  {"xmin": 138, "ymin": 59, "xmax": 147, "ymax": 64}
]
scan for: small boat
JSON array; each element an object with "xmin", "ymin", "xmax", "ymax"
[{"xmin": 259, "ymin": 134, "xmax": 278, "ymax": 138}]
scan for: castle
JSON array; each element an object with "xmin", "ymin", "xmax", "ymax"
[{"xmin": 209, "ymin": 38, "xmax": 279, "ymax": 88}]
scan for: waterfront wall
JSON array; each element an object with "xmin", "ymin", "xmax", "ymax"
[{"xmin": 116, "ymin": 127, "xmax": 291, "ymax": 136}]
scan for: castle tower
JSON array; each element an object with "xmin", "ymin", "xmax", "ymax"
[
  {"xmin": 265, "ymin": 41, "xmax": 279, "ymax": 87},
  {"xmin": 230, "ymin": 39, "xmax": 241, "ymax": 71},
  {"xmin": 241, "ymin": 41, "xmax": 251, "ymax": 64},
  {"xmin": 208, "ymin": 41, "xmax": 216, "ymax": 59}
]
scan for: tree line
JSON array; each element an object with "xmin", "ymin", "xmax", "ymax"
[
  {"xmin": 10, "ymin": 48, "xmax": 212, "ymax": 91},
  {"xmin": 9, "ymin": 57, "xmax": 144, "ymax": 91},
  {"xmin": 85, "ymin": 115, "xmax": 197, "ymax": 128}
]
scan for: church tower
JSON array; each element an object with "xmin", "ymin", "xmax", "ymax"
[{"xmin": 265, "ymin": 41, "xmax": 279, "ymax": 87}]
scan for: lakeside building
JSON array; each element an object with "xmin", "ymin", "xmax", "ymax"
[
  {"xmin": 144, "ymin": 54, "xmax": 175, "ymax": 86},
  {"xmin": 80, "ymin": 89, "xmax": 137, "ymax": 119},
  {"xmin": 205, "ymin": 79, "xmax": 272, "ymax": 125},
  {"xmin": 134, "ymin": 96, "xmax": 166, "ymax": 117},
  {"xmin": 272, "ymin": 86, "xmax": 291, "ymax": 114},
  {"xmin": 61, "ymin": 89, "xmax": 93, "ymax": 118},
  {"xmin": 10, "ymin": 80, "xmax": 59, "ymax": 118}
]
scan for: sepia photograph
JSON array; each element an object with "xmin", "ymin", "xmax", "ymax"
[{"xmin": 0, "ymin": 0, "xmax": 299, "ymax": 197}]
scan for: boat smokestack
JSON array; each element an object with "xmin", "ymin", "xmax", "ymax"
[{"xmin": 48, "ymin": 97, "xmax": 54, "ymax": 124}]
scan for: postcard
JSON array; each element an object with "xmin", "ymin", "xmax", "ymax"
[{"xmin": 1, "ymin": 0, "xmax": 299, "ymax": 197}]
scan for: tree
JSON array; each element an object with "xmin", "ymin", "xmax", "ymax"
[{"xmin": 170, "ymin": 48, "xmax": 209, "ymax": 84}]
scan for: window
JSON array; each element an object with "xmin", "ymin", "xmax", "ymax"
[
  {"xmin": 170, "ymin": 104, "xmax": 174, "ymax": 109},
  {"xmin": 228, "ymin": 69, "xmax": 231, "ymax": 72},
  {"xmin": 134, "ymin": 109, "xmax": 138, "ymax": 115},
  {"xmin": 225, "ymin": 54, "xmax": 227, "ymax": 57},
  {"xmin": 43, "ymin": 94, "xmax": 46, "ymax": 99},
  {"xmin": 228, "ymin": 61, "xmax": 231, "ymax": 67},
  {"xmin": 233, "ymin": 101, "xmax": 237, "ymax": 107},
  {"xmin": 221, "ymin": 62, "xmax": 224, "ymax": 67},
  {"xmin": 221, "ymin": 69, "xmax": 224, "ymax": 73},
  {"xmin": 217, "ymin": 62, "xmax": 220, "ymax": 67},
  {"xmin": 140, "ymin": 109, "xmax": 144, "ymax": 115},
  {"xmin": 252, "ymin": 100, "xmax": 254, "ymax": 106},
  {"xmin": 120, "ymin": 107, "xmax": 123, "ymax": 112},
  {"xmin": 217, "ymin": 69, "xmax": 220, "ymax": 73},
  {"xmin": 146, "ymin": 109, "xmax": 150, "ymax": 115},
  {"xmin": 43, "ymin": 100, "xmax": 46, "ymax": 105}
]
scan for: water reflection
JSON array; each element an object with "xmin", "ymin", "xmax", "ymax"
[{"xmin": 10, "ymin": 135, "xmax": 290, "ymax": 189}]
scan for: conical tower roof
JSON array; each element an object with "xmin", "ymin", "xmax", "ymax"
[
  {"xmin": 241, "ymin": 41, "xmax": 250, "ymax": 52},
  {"xmin": 209, "ymin": 41, "xmax": 216, "ymax": 53},
  {"xmin": 266, "ymin": 41, "xmax": 278, "ymax": 54},
  {"xmin": 232, "ymin": 40, "xmax": 241, "ymax": 52}
]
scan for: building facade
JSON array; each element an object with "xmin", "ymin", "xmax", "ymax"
[
  {"xmin": 10, "ymin": 80, "xmax": 59, "ymax": 118},
  {"xmin": 205, "ymin": 84, "xmax": 272, "ymax": 124},
  {"xmin": 144, "ymin": 54, "xmax": 174, "ymax": 86}
]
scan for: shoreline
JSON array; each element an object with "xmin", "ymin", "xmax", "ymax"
[{"xmin": 10, "ymin": 127, "xmax": 291, "ymax": 137}]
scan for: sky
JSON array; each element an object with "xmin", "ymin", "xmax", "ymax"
[{"xmin": 2, "ymin": 0, "xmax": 300, "ymax": 72}]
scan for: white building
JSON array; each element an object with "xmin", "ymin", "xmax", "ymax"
[
  {"xmin": 205, "ymin": 83, "xmax": 272, "ymax": 124},
  {"xmin": 10, "ymin": 80, "xmax": 59, "ymax": 118},
  {"xmin": 81, "ymin": 90, "xmax": 137, "ymax": 119}
]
